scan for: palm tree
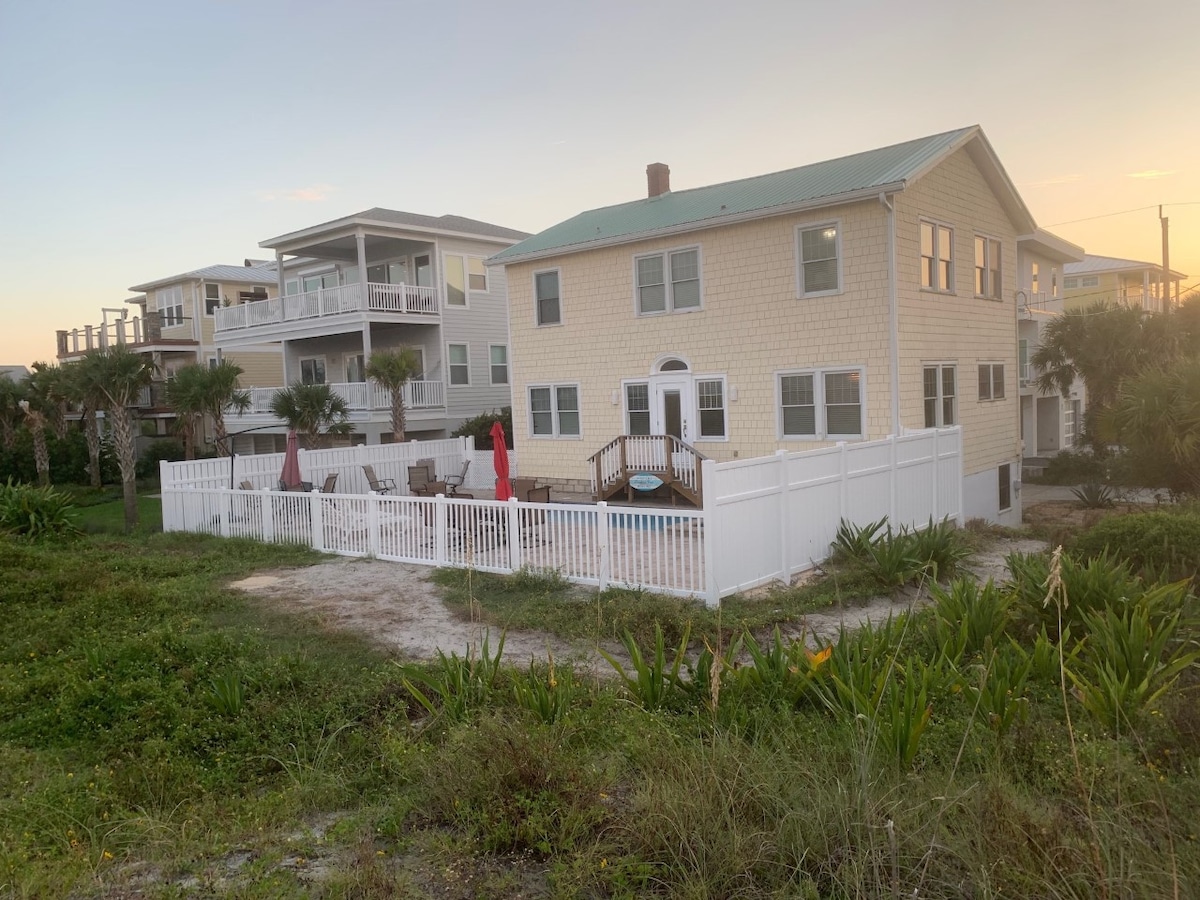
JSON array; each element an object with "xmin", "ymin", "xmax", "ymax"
[
  {"xmin": 78, "ymin": 347, "xmax": 157, "ymax": 532},
  {"xmin": 165, "ymin": 365, "xmax": 208, "ymax": 460},
  {"xmin": 19, "ymin": 364, "xmax": 57, "ymax": 486},
  {"xmin": 0, "ymin": 376, "xmax": 23, "ymax": 451},
  {"xmin": 61, "ymin": 361, "xmax": 106, "ymax": 487},
  {"xmin": 365, "ymin": 347, "xmax": 422, "ymax": 443},
  {"xmin": 199, "ymin": 360, "xmax": 250, "ymax": 456},
  {"xmin": 1107, "ymin": 357, "xmax": 1200, "ymax": 496},
  {"xmin": 32, "ymin": 362, "xmax": 71, "ymax": 439},
  {"xmin": 268, "ymin": 382, "xmax": 351, "ymax": 449}
]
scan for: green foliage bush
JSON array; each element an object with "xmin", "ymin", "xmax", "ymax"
[
  {"xmin": 0, "ymin": 428, "xmax": 117, "ymax": 485},
  {"xmin": 135, "ymin": 438, "xmax": 186, "ymax": 479},
  {"xmin": 830, "ymin": 516, "xmax": 970, "ymax": 589},
  {"xmin": 1032, "ymin": 449, "xmax": 1106, "ymax": 485},
  {"xmin": 0, "ymin": 478, "xmax": 80, "ymax": 539},
  {"xmin": 452, "ymin": 406, "xmax": 513, "ymax": 449},
  {"xmin": 1072, "ymin": 510, "xmax": 1200, "ymax": 583}
]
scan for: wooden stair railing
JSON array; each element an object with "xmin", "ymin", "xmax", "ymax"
[{"xmin": 586, "ymin": 435, "xmax": 707, "ymax": 506}]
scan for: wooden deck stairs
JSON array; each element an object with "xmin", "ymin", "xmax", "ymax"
[{"xmin": 587, "ymin": 435, "xmax": 707, "ymax": 507}]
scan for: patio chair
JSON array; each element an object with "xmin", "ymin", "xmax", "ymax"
[
  {"xmin": 407, "ymin": 464, "xmax": 433, "ymax": 495},
  {"xmin": 362, "ymin": 464, "xmax": 396, "ymax": 495},
  {"xmin": 239, "ymin": 480, "xmax": 254, "ymax": 491},
  {"xmin": 444, "ymin": 460, "xmax": 471, "ymax": 495},
  {"xmin": 280, "ymin": 479, "xmax": 313, "ymax": 492},
  {"xmin": 319, "ymin": 472, "xmax": 339, "ymax": 494}
]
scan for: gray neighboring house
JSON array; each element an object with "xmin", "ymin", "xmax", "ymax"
[
  {"xmin": 212, "ymin": 208, "xmax": 529, "ymax": 449},
  {"xmin": 1, "ymin": 366, "xmax": 29, "ymax": 383}
]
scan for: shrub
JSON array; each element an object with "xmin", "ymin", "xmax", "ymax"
[
  {"xmin": 928, "ymin": 578, "xmax": 1012, "ymax": 662},
  {"xmin": 452, "ymin": 406, "xmax": 513, "ymax": 450},
  {"xmin": 1071, "ymin": 482, "xmax": 1115, "ymax": 509},
  {"xmin": 1033, "ymin": 449, "xmax": 1105, "ymax": 485},
  {"xmin": 1007, "ymin": 549, "xmax": 1143, "ymax": 640},
  {"xmin": 1072, "ymin": 510, "xmax": 1200, "ymax": 584},
  {"xmin": 0, "ymin": 428, "xmax": 116, "ymax": 486},
  {"xmin": 0, "ymin": 478, "xmax": 80, "ymax": 540},
  {"xmin": 136, "ymin": 439, "xmax": 186, "ymax": 479}
]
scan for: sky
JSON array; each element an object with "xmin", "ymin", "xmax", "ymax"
[{"xmin": 1, "ymin": 0, "xmax": 1198, "ymax": 368}]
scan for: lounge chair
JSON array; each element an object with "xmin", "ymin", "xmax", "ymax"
[{"xmin": 362, "ymin": 464, "xmax": 396, "ymax": 495}]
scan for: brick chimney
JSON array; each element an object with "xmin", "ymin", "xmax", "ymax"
[{"xmin": 646, "ymin": 162, "xmax": 670, "ymax": 198}]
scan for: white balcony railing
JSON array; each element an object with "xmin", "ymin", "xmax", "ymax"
[
  {"xmin": 239, "ymin": 380, "xmax": 445, "ymax": 415},
  {"xmin": 214, "ymin": 282, "xmax": 439, "ymax": 333}
]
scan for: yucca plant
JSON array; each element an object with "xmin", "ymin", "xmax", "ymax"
[
  {"xmin": 600, "ymin": 623, "xmax": 690, "ymax": 710},
  {"xmin": 511, "ymin": 651, "xmax": 576, "ymax": 725},
  {"xmin": 1071, "ymin": 481, "xmax": 1115, "ymax": 509},
  {"xmin": 400, "ymin": 630, "xmax": 506, "ymax": 723},
  {"xmin": 0, "ymin": 478, "xmax": 80, "ymax": 540},
  {"xmin": 909, "ymin": 517, "xmax": 972, "ymax": 580},
  {"xmin": 963, "ymin": 641, "xmax": 1032, "ymax": 736},
  {"xmin": 1007, "ymin": 549, "xmax": 1143, "ymax": 641},
  {"xmin": 929, "ymin": 578, "xmax": 1013, "ymax": 663},
  {"xmin": 736, "ymin": 627, "xmax": 831, "ymax": 709},
  {"xmin": 830, "ymin": 517, "xmax": 887, "ymax": 563},
  {"xmin": 864, "ymin": 525, "xmax": 927, "ymax": 589},
  {"xmin": 207, "ymin": 671, "xmax": 246, "ymax": 717}
]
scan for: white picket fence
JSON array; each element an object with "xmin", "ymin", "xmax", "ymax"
[{"xmin": 160, "ymin": 428, "xmax": 962, "ymax": 605}]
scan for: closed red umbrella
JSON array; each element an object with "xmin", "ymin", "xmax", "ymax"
[
  {"xmin": 280, "ymin": 430, "xmax": 303, "ymax": 489},
  {"xmin": 491, "ymin": 421, "xmax": 512, "ymax": 500}
]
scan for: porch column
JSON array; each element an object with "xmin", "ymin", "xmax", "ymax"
[
  {"xmin": 356, "ymin": 230, "xmax": 368, "ymax": 310},
  {"xmin": 281, "ymin": 340, "xmax": 292, "ymax": 384},
  {"xmin": 275, "ymin": 250, "xmax": 285, "ymax": 321},
  {"xmin": 1143, "ymin": 269, "xmax": 1150, "ymax": 307}
]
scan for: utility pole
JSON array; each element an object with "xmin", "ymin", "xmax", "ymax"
[{"xmin": 1160, "ymin": 205, "xmax": 1171, "ymax": 311}]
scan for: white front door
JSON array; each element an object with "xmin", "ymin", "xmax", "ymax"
[{"xmin": 651, "ymin": 375, "xmax": 692, "ymax": 443}]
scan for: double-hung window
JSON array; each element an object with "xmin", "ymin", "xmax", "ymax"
[
  {"xmin": 529, "ymin": 385, "xmax": 580, "ymax": 438},
  {"xmin": 156, "ymin": 286, "xmax": 184, "ymax": 327},
  {"xmin": 635, "ymin": 247, "xmax": 701, "ymax": 315},
  {"xmin": 978, "ymin": 363, "xmax": 1005, "ymax": 401},
  {"xmin": 696, "ymin": 379, "xmax": 726, "ymax": 439},
  {"xmin": 920, "ymin": 221, "xmax": 954, "ymax": 292},
  {"xmin": 778, "ymin": 368, "xmax": 863, "ymax": 439},
  {"xmin": 534, "ymin": 270, "xmax": 561, "ymax": 325},
  {"xmin": 974, "ymin": 236, "xmax": 1002, "ymax": 299},
  {"xmin": 625, "ymin": 383, "xmax": 650, "ymax": 435},
  {"xmin": 489, "ymin": 345, "xmax": 508, "ymax": 385},
  {"xmin": 444, "ymin": 255, "xmax": 467, "ymax": 307},
  {"xmin": 204, "ymin": 283, "xmax": 221, "ymax": 316},
  {"xmin": 923, "ymin": 365, "xmax": 957, "ymax": 427},
  {"xmin": 447, "ymin": 344, "xmax": 470, "ymax": 385},
  {"xmin": 468, "ymin": 258, "xmax": 487, "ymax": 292},
  {"xmin": 797, "ymin": 223, "xmax": 840, "ymax": 296}
]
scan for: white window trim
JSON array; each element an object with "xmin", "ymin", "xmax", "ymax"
[
  {"xmin": 156, "ymin": 285, "xmax": 184, "ymax": 327},
  {"xmin": 978, "ymin": 362, "xmax": 1006, "ymax": 401},
  {"xmin": 488, "ymin": 344, "xmax": 509, "ymax": 386},
  {"xmin": 527, "ymin": 382, "xmax": 582, "ymax": 440},
  {"xmin": 533, "ymin": 267, "xmax": 564, "ymax": 327},
  {"xmin": 622, "ymin": 378, "xmax": 651, "ymax": 436},
  {"xmin": 632, "ymin": 244, "xmax": 704, "ymax": 316},
  {"xmin": 973, "ymin": 233, "xmax": 1003, "ymax": 300},
  {"xmin": 203, "ymin": 282, "xmax": 222, "ymax": 317},
  {"xmin": 794, "ymin": 219, "xmax": 843, "ymax": 299},
  {"xmin": 922, "ymin": 361, "xmax": 958, "ymax": 428},
  {"xmin": 776, "ymin": 366, "xmax": 866, "ymax": 441},
  {"xmin": 467, "ymin": 256, "xmax": 489, "ymax": 293},
  {"xmin": 345, "ymin": 353, "xmax": 365, "ymax": 383},
  {"xmin": 446, "ymin": 342, "xmax": 470, "ymax": 387},
  {"xmin": 441, "ymin": 252, "xmax": 470, "ymax": 310},
  {"xmin": 298, "ymin": 355, "xmax": 327, "ymax": 385},
  {"xmin": 693, "ymin": 374, "xmax": 729, "ymax": 442},
  {"xmin": 919, "ymin": 218, "xmax": 955, "ymax": 294}
]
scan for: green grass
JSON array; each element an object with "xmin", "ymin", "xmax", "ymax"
[
  {"xmin": 71, "ymin": 495, "xmax": 163, "ymax": 534},
  {"xmin": 2, "ymin": 531, "xmax": 1199, "ymax": 898}
]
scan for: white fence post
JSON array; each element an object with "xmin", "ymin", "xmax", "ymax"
[
  {"xmin": 776, "ymin": 449, "xmax": 789, "ymax": 585},
  {"xmin": 434, "ymin": 495, "xmax": 447, "ymax": 565},
  {"xmin": 218, "ymin": 489, "xmax": 231, "ymax": 538},
  {"xmin": 507, "ymin": 497, "xmax": 521, "ymax": 573},
  {"xmin": 889, "ymin": 435, "xmax": 898, "ymax": 523},
  {"xmin": 309, "ymin": 492, "xmax": 323, "ymax": 551},
  {"xmin": 261, "ymin": 490, "xmax": 275, "ymax": 543},
  {"xmin": 597, "ymin": 501, "xmax": 610, "ymax": 591},
  {"xmin": 931, "ymin": 429, "xmax": 940, "ymax": 521},
  {"xmin": 838, "ymin": 441, "xmax": 849, "ymax": 523},
  {"xmin": 367, "ymin": 493, "xmax": 381, "ymax": 557},
  {"xmin": 702, "ymin": 458, "xmax": 720, "ymax": 607}
]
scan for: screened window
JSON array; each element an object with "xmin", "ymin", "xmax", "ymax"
[
  {"xmin": 923, "ymin": 365, "xmax": 956, "ymax": 427},
  {"xmin": 448, "ymin": 344, "xmax": 469, "ymax": 385},
  {"xmin": 468, "ymin": 258, "xmax": 487, "ymax": 292},
  {"xmin": 529, "ymin": 385, "xmax": 580, "ymax": 437},
  {"xmin": 780, "ymin": 373, "xmax": 816, "ymax": 437},
  {"xmin": 798, "ymin": 224, "xmax": 840, "ymax": 295},
  {"xmin": 697, "ymin": 379, "xmax": 726, "ymax": 439},
  {"xmin": 535, "ymin": 270, "xmax": 561, "ymax": 325},
  {"xmin": 920, "ymin": 222, "xmax": 954, "ymax": 291},
  {"xmin": 978, "ymin": 364, "xmax": 1005, "ymax": 400},
  {"xmin": 489, "ymin": 345, "xmax": 508, "ymax": 385},
  {"xmin": 1080, "ymin": 275, "xmax": 1099, "ymax": 288},
  {"xmin": 204, "ymin": 283, "xmax": 221, "ymax": 316},
  {"xmin": 625, "ymin": 383, "xmax": 650, "ymax": 435},
  {"xmin": 998, "ymin": 463, "xmax": 1012, "ymax": 512},
  {"xmin": 974, "ymin": 236, "xmax": 1002, "ymax": 299},
  {"xmin": 444, "ymin": 255, "xmax": 466, "ymax": 306},
  {"xmin": 300, "ymin": 357, "xmax": 326, "ymax": 385},
  {"xmin": 635, "ymin": 247, "xmax": 701, "ymax": 314},
  {"xmin": 824, "ymin": 371, "xmax": 862, "ymax": 436}
]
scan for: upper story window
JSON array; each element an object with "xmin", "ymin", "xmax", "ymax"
[
  {"xmin": 1051, "ymin": 268, "xmax": 1058, "ymax": 297},
  {"xmin": 469, "ymin": 258, "xmax": 488, "ymax": 292},
  {"xmin": 448, "ymin": 343, "xmax": 470, "ymax": 385},
  {"xmin": 489, "ymin": 345, "xmax": 508, "ymax": 385},
  {"xmin": 301, "ymin": 271, "xmax": 338, "ymax": 293},
  {"xmin": 923, "ymin": 364, "xmax": 957, "ymax": 427},
  {"xmin": 285, "ymin": 279, "xmax": 300, "ymax": 296},
  {"xmin": 1063, "ymin": 276, "xmax": 1079, "ymax": 290},
  {"xmin": 444, "ymin": 255, "xmax": 467, "ymax": 307},
  {"xmin": 156, "ymin": 285, "xmax": 184, "ymax": 327},
  {"xmin": 204, "ymin": 283, "xmax": 221, "ymax": 316},
  {"xmin": 635, "ymin": 247, "xmax": 701, "ymax": 315},
  {"xmin": 778, "ymin": 368, "xmax": 864, "ymax": 439},
  {"xmin": 529, "ymin": 384, "xmax": 580, "ymax": 438},
  {"xmin": 535, "ymin": 270, "xmax": 561, "ymax": 326},
  {"xmin": 920, "ymin": 221, "xmax": 954, "ymax": 292},
  {"xmin": 1080, "ymin": 275, "xmax": 1099, "ymax": 288},
  {"xmin": 345, "ymin": 354, "xmax": 365, "ymax": 383},
  {"xmin": 974, "ymin": 236, "xmax": 1002, "ymax": 299},
  {"xmin": 978, "ymin": 363, "xmax": 1005, "ymax": 401},
  {"xmin": 1030, "ymin": 262, "xmax": 1040, "ymax": 294},
  {"xmin": 797, "ymin": 223, "xmax": 840, "ymax": 297}
]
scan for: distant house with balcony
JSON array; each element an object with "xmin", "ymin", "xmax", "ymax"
[
  {"xmin": 1063, "ymin": 255, "xmax": 1186, "ymax": 313},
  {"xmin": 1015, "ymin": 231, "xmax": 1087, "ymax": 470},
  {"xmin": 56, "ymin": 261, "xmax": 285, "ymax": 442},
  {"xmin": 213, "ymin": 209, "xmax": 528, "ymax": 450}
]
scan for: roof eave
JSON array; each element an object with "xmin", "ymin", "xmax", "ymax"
[
  {"xmin": 260, "ymin": 216, "xmax": 525, "ymax": 252},
  {"xmin": 489, "ymin": 182, "xmax": 906, "ymax": 266},
  {"xmin": 1017, "ymin": 229, "xmax": 1086, "ymax": 264}
]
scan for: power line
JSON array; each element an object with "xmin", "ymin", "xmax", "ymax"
[{"xmin": 1045, "ymin": 202, "xmax": 1200, "ymax": 228}]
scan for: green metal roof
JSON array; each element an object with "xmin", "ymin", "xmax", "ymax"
[{"xmin": 493, "ymin": 126, "xmax": 982, "ymax": 263}]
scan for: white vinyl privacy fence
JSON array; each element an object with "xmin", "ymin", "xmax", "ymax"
[{"xmin": 161, "ymin": 428, "xmax": 961, "ymax": 605}]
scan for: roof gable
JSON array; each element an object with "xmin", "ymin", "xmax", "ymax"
[
  {"xmin": 1065, "ymin": 254, "xmax": 1187, "ymax": 279},
  {"xmin": 260, "ymin": 208, "xmax": 530, "ymax": 249},
  {"xmin": 492, "ymin": 126, "xmax": 1035, "ymax": 264}
]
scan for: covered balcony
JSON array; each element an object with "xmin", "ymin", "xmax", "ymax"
[
  {"xmin": 229, "ymin": 379, "xmax": 446, "ymax": 429},
  {"xmin": 214, "ymin": 282, "xmax": 438, "ymax": 336}
]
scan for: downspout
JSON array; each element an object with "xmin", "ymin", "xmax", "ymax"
[{"xmin": 879, "ymin": 193, "xmax": 900, "ymax": 436}]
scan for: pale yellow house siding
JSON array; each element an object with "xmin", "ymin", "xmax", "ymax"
[
  {"xmin": 506, "ymin": 198, "xmax": 893, "ymax": 484},
  {"xmin": 894, "ymin": 147, "xmax": 1020, "ymax": 477},
  {"xmin": 225, "ymin": 350, "xmax": 284, "ymax": 387}
]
